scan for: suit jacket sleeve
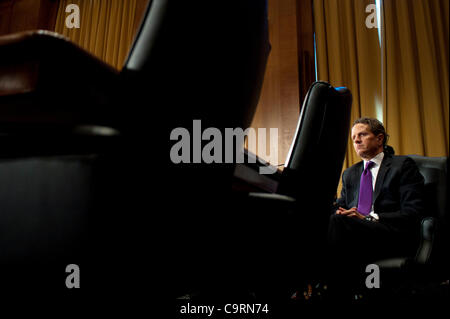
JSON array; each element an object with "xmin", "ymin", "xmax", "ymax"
[
  {"xmin": 378, "ymin": 157, "xmax": 425, "ymax": 229},
  {"xmin": 332, "ymin": 169, "xmax": 349, "ymax": 214}
]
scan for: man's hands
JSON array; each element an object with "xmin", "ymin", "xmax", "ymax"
[{"xmin": 336, "ymin": 207, "xmax": 365, "ymax": 219}]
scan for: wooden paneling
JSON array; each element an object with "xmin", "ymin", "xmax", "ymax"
[
  {"xmin": 0, "ymin": 1, "xmax": 13, "ymax": 35},
  {"xmin": 0, "ymin": 0, "xmax": 59, "ymax": 35},
  {"xmin": 38, "ymin": 0, "xmax": 59, "ymax": 31},
  {"xmin": 296, "ymin": 0, "xmax": 316, "ymax": 104},
  {"xmin": 249, "ymin": 0, "xmax": 302, "ymax": 167},
  {"xmin": 133, "ymin": 0, "xmax": 150, "ymax": 35},
  {"xmin": 9, "ymin": 0, "xmax": 40, "ymax": 32}
]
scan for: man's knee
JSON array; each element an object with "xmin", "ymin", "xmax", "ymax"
[
  {"xmin": 329, "ymin": 213, "xmax": 366, "ymax": 228},
  {"xmin": 329, "ymin": 213, "xmax": 348, "ymax": 226},
  {"xmin": 328, "ymin": 214, "xmax": 363, "ymax": 244},
  {"xmin": 328, "ymin": 214, "xmax": 349, "ymax": 244}
]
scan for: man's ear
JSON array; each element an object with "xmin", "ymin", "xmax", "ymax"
[{"xmin": 377, "ymin": 134, "xmax": 384, "ymax": 145}]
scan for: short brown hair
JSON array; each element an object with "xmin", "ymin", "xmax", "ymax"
[{"xmin": 353, "ymin": 117, "xmax": 389, "ymax": 147}]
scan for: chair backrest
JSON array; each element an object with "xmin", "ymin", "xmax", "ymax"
[
  {"xmin": 279, "ymin": 81, "xmax": 352, "ymax": 210},
  {"xmin": 122, "ymin": 0, "xmax": 270, "ymax": 132},
  {"xmin": 407, "ymin": 155, "xmax": 448, "ymax": 221}
]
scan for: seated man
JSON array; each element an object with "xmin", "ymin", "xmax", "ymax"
[{"xmin": 327, "ymin": 117, "xmax": 425, "ymax": 293}]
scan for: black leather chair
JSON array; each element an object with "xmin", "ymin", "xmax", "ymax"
[
  {"xmin": 279, "ymin": 82, "xmax": 352, "ymax": 202},
  {"xmin": 244, "ymin": 81, "xmax": 352, "ymax": 288},
  {"xmin": 375, "ymin": 155, "xmax": 449, "ymax": 299},
  {"xmin": 0, "ymin": 0, "xmax": 271, "ymax": 296}
]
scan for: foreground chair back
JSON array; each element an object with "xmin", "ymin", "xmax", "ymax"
[{"xmin": 122, "ymin": 0, "xmax": 270, "ymax": 132}]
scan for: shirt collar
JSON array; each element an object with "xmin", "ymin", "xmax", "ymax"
[{"xmin": 364, "ymin": 151, "xmax": 384, "ymax": 168}]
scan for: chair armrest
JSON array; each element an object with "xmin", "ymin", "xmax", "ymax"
[
  {"xmin": 247, "ymin": 192, "xmax": 296, "ymax": 216},
  {"xmin": 0, "ymin": 30, "xmax": 120, "ymax": 129},
  {"xmin": 375, "ymin": 217, "xmax": 436, "ymax": 270},
  {"xmin": 248, "ymin": 192, "xmax": 296, "ymax": 203},
  {"xmin": 415, "ymin": 216, "xmax": 435, "ymax": 265},
  {"xmin": 374, "ymin": 257, "xmax": 409, "ymax": 269},
  {"xmin": 0, "ymin": 30, "xmax": 118, "ymax": 95}
]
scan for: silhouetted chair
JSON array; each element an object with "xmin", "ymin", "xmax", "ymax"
[
  {"xmin": 0, "ymin": 0, "xmax": 271, "ymax": 295},
  {"xmin": 375, "ymin": 155, "xmax": 448, "ymax": 300}
]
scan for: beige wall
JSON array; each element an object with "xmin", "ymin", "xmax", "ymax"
[
  {"xmin": 0, "ymin": 0, "xmax": 58, "ymax": 36},
  {"xmin": 249, "ymin": 0, "xmax": 302, "ymax": 167}
]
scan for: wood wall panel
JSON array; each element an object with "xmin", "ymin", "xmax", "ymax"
[
  {"xmin": 0, "ymin": 0, "xmax": 59, "ymax": 36},
  {"xmin": 133, "ymin": 0, "xmax": 150, "ymax": 35},
  {"xmin": 9, "ymin": 0, "xmax": 40, "ymax": 32},
  {"xmin": 249, "ymin": 0, "xmax": 301, "ymax": 167},
  {"xmin": 0, "ymin": 1, "xmax": 13, "ymax": 35},
  {"xmin": 297, "ymin": 0, "xmax": 316, "ymax": 103},
  {"xmin": 38, "ymin": 0, "xmax": 59, "ymax": 31}
]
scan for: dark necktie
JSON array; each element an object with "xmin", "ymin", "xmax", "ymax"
[{"xmin": 358, "ymin": 161, "xmax": 374, "ymax": 216}]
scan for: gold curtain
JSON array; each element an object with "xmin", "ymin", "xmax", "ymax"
[
  {"xmin": 54, "ymin": 0, "xmax": 141, "ymax": 70},
  {"xmin": 313, "ymin": 0, "xmax": 382, "ymax": 171},
  {"xmin": 382, "ymin": 0, "xmax": 449, "ymax": 157}
]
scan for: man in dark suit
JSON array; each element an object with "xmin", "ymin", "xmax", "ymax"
[{"xmin": 327, "ymin": 117, "xmax": 425, "ymax": 293}]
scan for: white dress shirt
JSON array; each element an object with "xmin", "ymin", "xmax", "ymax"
[{"xmin": 363, "ymin": 151, "xmax": 384, "ymax": 215}]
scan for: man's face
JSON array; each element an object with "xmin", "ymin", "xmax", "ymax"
[{"xmin": 351, "ymin": 123, "xmax": 383, "ymax": 159}]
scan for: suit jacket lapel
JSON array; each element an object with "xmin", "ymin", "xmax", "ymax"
[{"xmin": 373, "ymin": 153, "xmax": 392, "ymax": 202}]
